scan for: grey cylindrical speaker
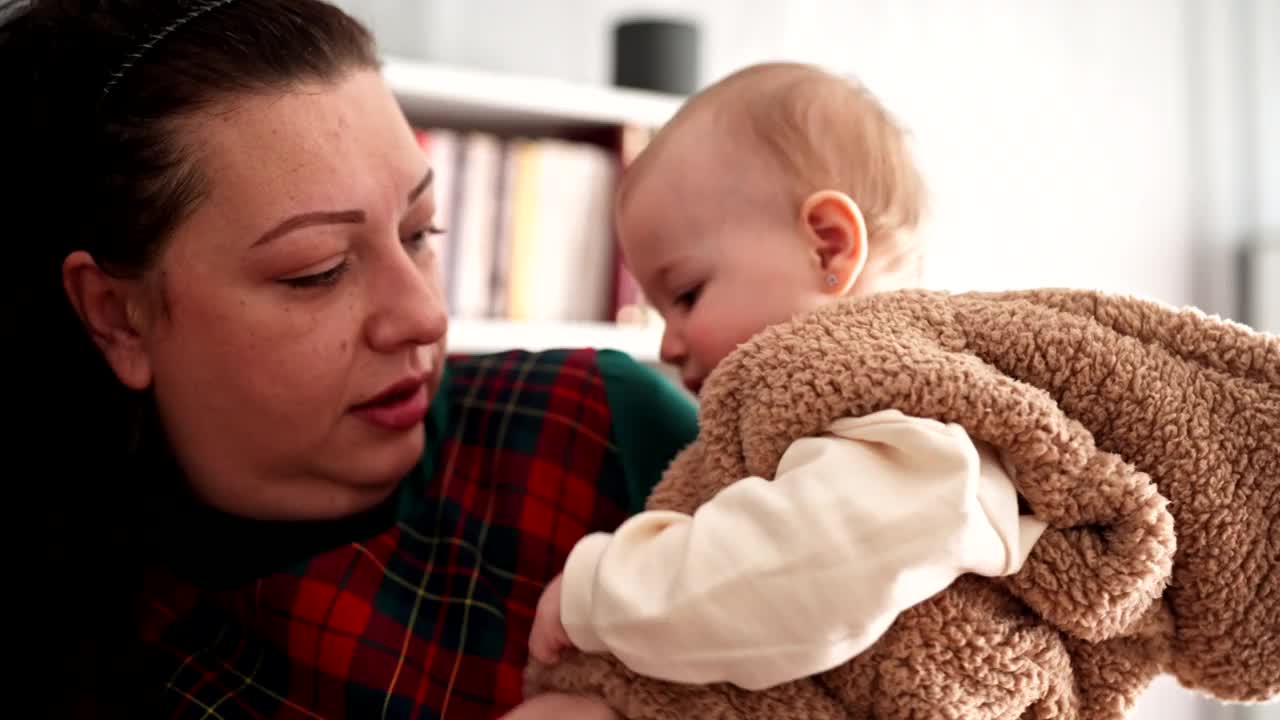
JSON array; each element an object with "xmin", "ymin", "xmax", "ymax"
[{"xmin": 612, "ymin": 18, "xmax": 700, "ymax": 95}]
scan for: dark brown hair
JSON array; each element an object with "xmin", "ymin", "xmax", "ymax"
[{"xmin": 1, "ymin": 1, "xmax": 377, "ymax": 714}]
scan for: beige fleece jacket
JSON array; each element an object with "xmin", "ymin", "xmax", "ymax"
[{"xmin": 528, "ymin": 288, "xmax": 1279, "ymax": 720}]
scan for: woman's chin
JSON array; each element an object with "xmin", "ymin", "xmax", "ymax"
[{"xmin": 349, "ymin": 425, "xmax": 426, "ymax": 487}]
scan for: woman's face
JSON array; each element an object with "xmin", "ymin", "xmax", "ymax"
[{"xmin": 138, "ymin": 69, "xmax": 448, "ymax": 520}]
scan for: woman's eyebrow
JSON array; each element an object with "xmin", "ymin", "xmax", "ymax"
[
  {"xmin": 252, "ymin": 168, "xmax": 434, "ymax": 247},
  {"xmin": 253, "ymin": 209, "xmax": 366, "ymax": 247}
]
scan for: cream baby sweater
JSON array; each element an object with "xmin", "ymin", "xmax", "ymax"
[{"xmin": 559, "ymin": 409, "xmax": 1047, "ymax": 691}]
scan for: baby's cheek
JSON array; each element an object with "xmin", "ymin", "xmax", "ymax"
[{"xmin": 694, "ymin": 332, "xmax": 735, "ymax": 373}]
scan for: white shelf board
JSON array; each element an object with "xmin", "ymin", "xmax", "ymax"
[
  {"xmin": 382, "ymin": 56, "xmax": 683, "ymax": 135},
  {"xmin": 448, "ymin": 319, "xmax": 663, "ymax": 363}
]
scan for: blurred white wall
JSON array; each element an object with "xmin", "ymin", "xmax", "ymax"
[{"xmin": 340, "ymin": 0, "xmax": 1277, "ymax": 324}]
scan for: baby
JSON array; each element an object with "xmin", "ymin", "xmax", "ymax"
[{"xmin": 528, "ymin": 61, "xmax": 1047, "ymax": 691}]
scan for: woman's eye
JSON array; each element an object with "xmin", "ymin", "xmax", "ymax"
[
  {"xmin": 279, "ymin": 259, "xmax": 349, "ymax": 289},
  {"xmin": 405, "ymin": 224, "xmax": 446, "ymax": 253}
]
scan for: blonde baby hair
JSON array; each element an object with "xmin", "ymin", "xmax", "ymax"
[{"xmin": 620, "ymin": 61, "xmax": 927, "ymax": 284}]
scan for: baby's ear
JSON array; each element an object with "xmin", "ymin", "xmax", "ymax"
[{"xmin": 799, "ymin": 190, "xmax": 867, "ymax": 295}]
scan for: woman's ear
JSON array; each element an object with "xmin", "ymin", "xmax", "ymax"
[
  {"xmin": 800, "ymin": 190, "xmax": 868, "ymax": 295},
  {"xmin": 62, "ymin": 251, "xmax": 154, "ymax": 390}
]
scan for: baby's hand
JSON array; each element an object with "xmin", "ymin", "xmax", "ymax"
[{"xmin": 529, "ymin": 573, "xmax": 575, "ymax": 664}]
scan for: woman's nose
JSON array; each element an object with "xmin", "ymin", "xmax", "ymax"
[{"xmin": 365, "ymin": 249, "xmax": 448, "ymax": 353}]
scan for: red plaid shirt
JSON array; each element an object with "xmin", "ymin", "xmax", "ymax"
[{"xmin": 141, "ymin": 349, "xmax": 697, "ymax": 719}]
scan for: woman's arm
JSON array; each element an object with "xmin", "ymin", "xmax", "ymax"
[{"xmin": 541, "ymin": 410, "xmax": 1046, "ymax": 690}]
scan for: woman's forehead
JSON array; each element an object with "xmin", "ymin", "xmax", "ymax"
[
  {"xmin": 189, "ymin": 70, "xmax": 421, "ymax": 210},
  {"xmin": 157, "ymin": 70, "xmax": 427, "ymax": 268}
]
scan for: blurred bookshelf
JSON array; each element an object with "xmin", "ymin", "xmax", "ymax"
[
  {"xmin": 442, "ymin": 319, "xmax": 663, "ymax": 360},
  {"xmin": 383, "ymin": 56, "xmax": 679, "ymax": 137},
  {"xmin": 383, "ymin": 56, "xmax": 681, "ymax": 364}
]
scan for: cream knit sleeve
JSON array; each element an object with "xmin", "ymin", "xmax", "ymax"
[{"xmin": 559, "ymin": 409, "xmax": 1046, "ymax": 690}]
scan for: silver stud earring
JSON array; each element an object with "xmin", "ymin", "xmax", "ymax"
[{"xmin": 825, "ymin": 274, "xmax": 839, "ymax": 287}]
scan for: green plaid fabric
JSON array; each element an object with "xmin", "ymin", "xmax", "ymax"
[{"xmin": 141, "ymin": 348, "xmax": 698, "ymax": 719}]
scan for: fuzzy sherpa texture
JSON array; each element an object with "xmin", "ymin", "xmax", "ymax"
[{"xmin": 527, "ymin": 288, "xmax": 1279, "ymax": 719}]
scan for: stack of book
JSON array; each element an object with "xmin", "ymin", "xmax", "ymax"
[{"xmin": 415, "ymin": 127, "xmax": 650, "ymax": 324}]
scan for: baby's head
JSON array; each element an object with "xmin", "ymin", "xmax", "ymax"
[{"xmin": 617, "ymin": 62, "xmax": 925, "ymax": 394}]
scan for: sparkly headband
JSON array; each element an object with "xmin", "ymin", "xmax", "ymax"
[{"xmin": 101, "ymin": 0, "xmax": 238, "ymax": 101}]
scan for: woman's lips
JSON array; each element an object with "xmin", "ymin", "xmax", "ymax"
[{"xmin": 351, "ymin": 379, "xmax": 429, "ymax": 431}]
